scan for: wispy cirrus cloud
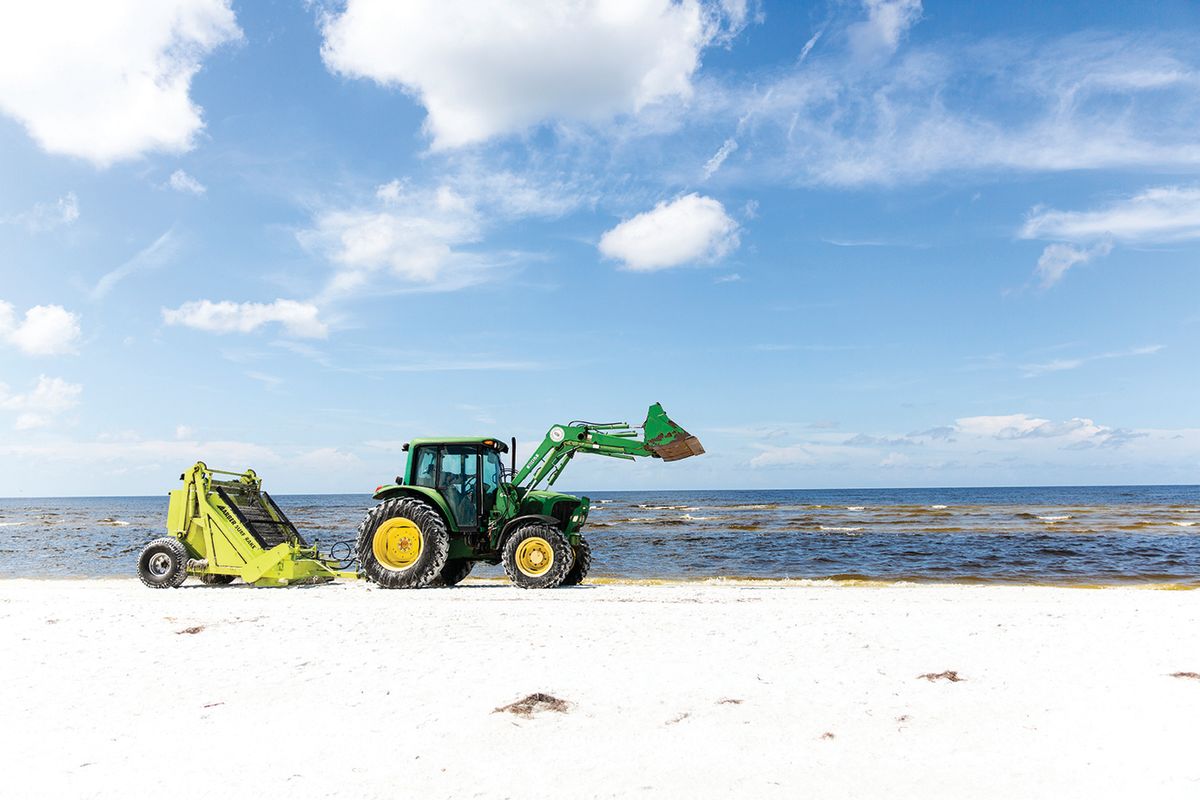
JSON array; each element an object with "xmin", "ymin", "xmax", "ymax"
[
  {"xmin": 731, "ymin": 31, "xmax": 1200, "ymax": 187},
  {"xmin": 1022, "ymin": 186, "xmax": 1200, "ymax": 243},
  {"xmin": 1031, "ymin": 241, "xmax": 1113, "ymax": 287},
  {"xmin": 3, "ymin": 192, "xmax": 79, "ymax": 233},
  {"xmin": 92, "ymin": 229, "xmax": 179, "ymax": 300},
  {"xmin": 1020, "ymin": 186, "xmax": 1200, "ymax": 286},
  {"xmin": 745, "ymin": 409, "xmax": 1164, "ymax": 472},
  {"xmin": 847, "ymin": 0, "xmax": 923, "ymax": 63},
  {"xmin": 1020, "ymin": 344, "xmax": 1164, "ymax": 377}
]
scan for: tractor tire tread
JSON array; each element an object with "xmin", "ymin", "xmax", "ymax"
[
  {"xmin": 502, "ymin": 523, "xmax": 574, "ymax": 590},
  {"xmin": 430, "ymin": 558, "xmax": 474, "ymax": 588},
  {"xmin": 136, "ymin": 537, "xmax": 190, "ymax": 589},
  {"xmin": 561, "ymin": 536, "xmax": 592, "ymax": 586},
  {"xmin": 356, "ymin": 497, "xmax": 450, "ymax": 589}
]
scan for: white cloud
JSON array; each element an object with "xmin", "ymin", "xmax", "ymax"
[
  {"xmin": 3, "ymin": 192, "xmax": 79, "ymax": 232},
  {"xmin": 168, "ymin": 169, "xmax": 206, "ymax": 195},
  {"xmin": 162, "ymin": 300, "xmax": 328, "ymax": 338},
  {"xmin": 92, "ymin": 229, "xmax": 179, "ymax": 300},
  {"xmin": 1021, "ymin": 186, "xmax": 1200, "ymax": 243},
  {"xmin": 174, "ymin": 425, "xmax": 194, "ymax": 440},
  {"xmin": 1021, "ymin": 344, "xmax": 1163, "ymax": 377},
  {"xmin": 954, "ymin": 413, "xmax": 1136, "ymax": 447},
  {"xmin": 847, "ymin": 0, "xmax": 922, "ymax": 62},
  {"xmin": 598, "ymin": 193, "xmax": 740, "ymax": 271},
  {"xmin": 0, "ymin": 302, "xmax": 81, "ymax": 355},
  {"xmin": 301, "ymin": 172, "xmax": 573, "ymax": 297},
  {"xmin": 743, "ymin": 409, "xmax": 1162, "ymax": 475},
  {"xmin": 0, "ymin": 1, "xmax": 241, "ymax": 165},
  {"xmin": 319, "ymin": 0, "xmax": 742, "ymax": 149},
  {"xmin": 1033, "ymin": 241, "xmax": 1112, "ymax": 287},
  {"xmin": 0, "ymin": 376, "xmax": 82, "ymax": 430},
  {"xmin": 702, "ymin": 137, "xmax": 739, "ymax": 179},
  {"xmin": 301, "ymin": 186, "xmax": 484, "ymax": 296},
  {"xmin": 706, "ymin": 32, "xmax": 1200, "ymax": 187},
  {"xmin": 750, "ymin": 443, "xmax": 815, "ymax": 467}
]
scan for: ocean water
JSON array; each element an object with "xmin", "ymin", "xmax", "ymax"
[{"xmin": 1, "ymin": 485, "xmax": 1198, "ymax": 585}]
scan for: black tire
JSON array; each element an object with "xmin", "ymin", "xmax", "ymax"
[
  {"xmin": 357, "ymin": 497, "xmax": 450, "ymax": 589},
  {"xmin": 200, "ymin": 573, "xmax": 236, "ymax": 585},
  {"xmin": 502, "ymin": 524, "xmax": 574, "ymax": 589},
  {"xmin": 561, "ymin": 536, "xmax": 592, "ymax": 586},
  {"xmin": 429, "ymin": 559, "xmax": 474, "ymax": 588},
  {"xmin": 137, "ymin": 538, "xmax": 190, "ymax": 589}
]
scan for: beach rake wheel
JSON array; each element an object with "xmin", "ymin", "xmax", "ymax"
[
  {"xmin": 137, "ymin": 538, "xmax": 190, "ymax": 589},
  {"xmin": 200, "ymin": 574, "xmax": 235, "ymax": 585},
  {"xmin": 503, "ymin": 523, "xmax": 574, "ymax": 589},
  {"xmin": 357, "ymin": 496, "xmax": 450, "ymax": 589},
  {"xmin": 561, "ymin": 536, "xmax": 592, "ymax": 586}
]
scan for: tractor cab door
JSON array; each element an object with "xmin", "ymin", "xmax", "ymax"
[
  {"xmin": 436, "ymin": 445, "xmax": 478, "ymax": 530},
  {"xmin": 411, "ymin": 444, "xmax": 482, "ymax": 530},
  {"xmin": 481, "ymin": 448, "xmax": 503, "ymax": 521}
]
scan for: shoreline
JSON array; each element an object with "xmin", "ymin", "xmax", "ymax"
[{"xmin": 2, "ymin": 574, "xmax": 1196, "ymax": 590}]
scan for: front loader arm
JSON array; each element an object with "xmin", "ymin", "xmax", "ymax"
[{"xmin": 512, "ymin": 403, "xmax": 704, "ymax": 490}]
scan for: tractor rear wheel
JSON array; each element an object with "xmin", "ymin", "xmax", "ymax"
[
  {"xmin": 137, "ymin": 538, "xmax": 190, "ymax": 589},
  {"xmin": 357, "ymin": 497, "xmax": 449, "ymax": 589},
  {"xmin": 200, "ymin": 573, "xmax": 235, "ymax": 585},
  {"xmin": 561, "ymin": 536, "xmax": 592, "ymax": 586},
  {"xmin": 430, "ymin": 559, "xmax": 474, "ymax": 587},
  {"xmin": 502, "ymin": 524, "xmax": 574, "ymax": 589}
]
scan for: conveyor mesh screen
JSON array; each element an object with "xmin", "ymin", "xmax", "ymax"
[{"xmin": 214, "ymin": 484, "xmax": 305, "ymax": 549}]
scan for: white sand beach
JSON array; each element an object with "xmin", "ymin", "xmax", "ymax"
[{"xmin": 2, "ymin": 579, "xmax": 1199, "ymax": 799}]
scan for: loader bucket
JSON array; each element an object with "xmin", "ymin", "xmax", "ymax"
[{"xmin": 642, "ymin": 403, "xmax": 705, "ymax": 462}]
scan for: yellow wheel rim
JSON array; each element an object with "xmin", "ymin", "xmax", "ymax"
[
  {"xmin": 372, "ymin": 517, "xmax": 422, "ymax": 571},
  {"xmin": 515, "ymin": 537, "xmax": 554, "ymax": 577}
]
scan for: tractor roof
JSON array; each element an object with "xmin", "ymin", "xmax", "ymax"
[{"xmin": 405, "ymin": 437, "xmax": 509, "ymax": 453}]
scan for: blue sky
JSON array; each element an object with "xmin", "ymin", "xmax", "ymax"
[{"xmin": 1, "ymin": 0, "xmax": 1198, "ymax": 496}]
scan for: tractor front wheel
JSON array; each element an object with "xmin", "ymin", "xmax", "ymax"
[
  {"xmin": 357, "ymin": 497, "xmax": 449, "ymax": 589},
  {"xmin": 561, "ymin": 536, "xmax": 592, "ymax": 586},
  {"xmin": 502, "ymin": 524, "xmax": 574, "ymax": 589},
  {"xmin": 137, "ymin": 538, "xmax": 190, "ymax": 589}
]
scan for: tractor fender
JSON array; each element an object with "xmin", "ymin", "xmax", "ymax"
[
  {"xmin": 371, "ymin": 484, "xmax": 459, "ymax": 533},
  {"xmin": 496, "ymin": 514, "xmax": 561, "ymax": 548}
]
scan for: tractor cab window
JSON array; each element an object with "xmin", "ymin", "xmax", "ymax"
[
  {"xmin": 411, "ymin": 447, "xmax": 437, "ymax": 488},
  {"xmin": 438, "ymin": 445, "xmax": 478, "ymax": 528},
  {"xmin": 481, "ymin": 449, "xmax": 503, "ymax": 517}
]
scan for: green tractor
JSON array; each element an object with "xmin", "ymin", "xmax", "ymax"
[{"xmin": 358, "ymin": 402, "xmax": 704, "ymax": 589}]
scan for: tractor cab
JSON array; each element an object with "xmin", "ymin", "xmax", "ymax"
[{"xmin": 400, "ymin": 438, "xmax": 510, "ymax": 531}]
